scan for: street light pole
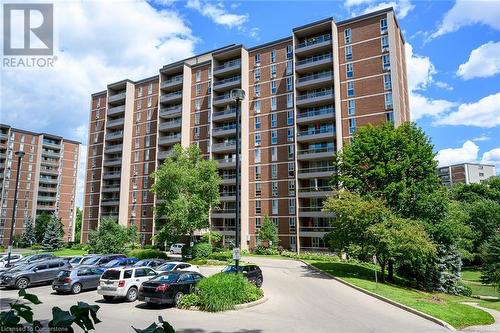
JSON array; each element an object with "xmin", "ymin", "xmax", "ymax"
[
  {"xmin": 6, "ymin": 151, "xmax": 26, "ymax": 267},
  {"xmin": 231, "ymin": 88, "xmax": 245, "ymax": 272}
]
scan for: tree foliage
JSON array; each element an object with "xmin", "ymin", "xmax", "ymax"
[
  {"xmin": 88, "ymin": 217, "xmax": 138, "ymax": 254},
  {"xmin": 73, "ymin": 207, "xmax": 83, "ymax": 244},
  {"xmin": 152, "ymin": 144, "xmax": 221, "ymax": 239},
  {"xmin": 42, "ymin": 214, "xmax": 63, "ymax": 251},
  {"xmin": 258, "ymin": 216, "xmax": 279, "ymax": 248},
  {"xmin": 34, "ymin": 212, "xmax": 51, "ymax": 244},
  {"xmin": 20, "ymin": 217, "xmax": 36, "ymax": 247},
  {"xmin": 481, "ymin": 231, "xmax": 500, "ymax": 293}
]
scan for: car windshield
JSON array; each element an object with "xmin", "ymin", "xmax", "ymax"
[
  {"xmin": 81, "ymin": 256, "xmax": 100, "ymax": 265},
  {"xmin": 69, "ymin": 257, "xmax": 82, "ymax": 264},
  {"xmin": 103, "ymin": 259, "xmax": 121, "ymax": 268},
  {"xmin": 133, "ymin": 260, "xmax": 149, "ymax": 267},
  {"xmin": 57, "ymin": 270, "xmax": 71, "ymax": 278},
  {"xmin": 156, "ymin": 263, "xmax": 177, "ymax": 271},
  {"xmin": 101, "ymin": 270, "xmax": 120, "ymax": 280},
  {"xmin": 152, "ymin": 273, "xmax": 179, "ymax": 283},
  {"xmin": 9, "ymin": 263, "xmax": 33, "ymax": 272},
  {"xmin": 222, "ymin": 266, "xmax": 243, "ymax": 273}
]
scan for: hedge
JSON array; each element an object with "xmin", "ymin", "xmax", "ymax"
[
  {"xmin": 192, "ymin": 243, "xmax": 212, "ymax": 259},
  {"xmin": 127, "ymin": 249, "xmax": 168, "ymax": 260}
]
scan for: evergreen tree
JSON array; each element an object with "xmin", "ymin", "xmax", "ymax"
[
  {"xmin": 21, "ymin": 217, "xmax": 36, "ymax": 247},
  {"xmin": 34, "ymin": 212, "xmax": 51, "ymax": 243},
  {"xmin": 42, "ymin": 214, "xmax": 63, "ymax": 250}
]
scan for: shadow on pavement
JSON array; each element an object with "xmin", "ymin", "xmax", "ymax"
[
  {"xmin": 134, "ymin": 302, "xmax": 174, "ymax": 310},
  {"xmin": 0, "ymin": 297, "xmax": 17, "ymax": 310},
  {"xmin": 177, "ymin": 330, "xmax": 263, "ymax": 333},
  {"xmin": 299, "ymin": 264, "xmax": 334, "ymax": 280}
]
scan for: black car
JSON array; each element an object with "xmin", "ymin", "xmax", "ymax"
[
  {"xmin": 52, "ymin": 266, "xmax": 105, "ymax": 294},
  {"xmin": 78, "ymin": 254, "xmax": 126, "ymax": 267},
  {"xmin": 138, "ymin": 271, "xmax": 204, "ymax": 306},
  {"xmin": 0, "ymin": 259, "xmax": 70, "ymax": 289},
  {"xmin": 133, "ymin": 259, "xmax": 166, "ymax": 269},
  {"xmin": 222, "ymin": 264, "xmax": 263, "ymax": 287}
]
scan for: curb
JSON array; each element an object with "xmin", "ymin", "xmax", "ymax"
[
  {"xmin": 182, "ymin": 296, "xmax": 268, "ymax": 312},
  {"xmin": 300, "ymin": 260, "xmax": 456, "ymax": 331}
]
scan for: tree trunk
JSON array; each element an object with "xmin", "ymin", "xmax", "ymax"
[
  {"xmin": 388, "ymin": 259, "xmax": 394, "ymax": 283},
  {"xmin": 378, "ymin": 259, "xmax": 386, "ymax": 283}
]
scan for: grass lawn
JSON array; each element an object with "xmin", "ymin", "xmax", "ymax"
[
  {"xmin": 461, "ymin": 268, "xmax": 499, "ymax": 298},
  {"xmin": 308, "ymin": 260, "xmax": 494, "ymax": 329},
  {"xmin": 478, "ymin": 299, "xmax": 500, "ymax": 311},
  {"xmin": 19, "ymin": 248, "xmax": 88, "ymax": 257}
]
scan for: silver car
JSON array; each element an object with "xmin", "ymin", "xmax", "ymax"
[{"xmin": 0, "ymin": 259, "xmax": 70, "ymax": 289}]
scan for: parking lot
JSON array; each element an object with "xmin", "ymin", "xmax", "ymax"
[{"xmin": 0, "ymin": 257, "xmax": 448, "ymax": 333}]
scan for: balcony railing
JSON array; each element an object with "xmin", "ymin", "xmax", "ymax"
[
  {"xmin": 213, "ymin": 94, "xmax": 231, "ymax": 101},
  {"xmin": 161, "ymin": 75, "xmax": 183, "ymax": 88},
  {"xmin": 108, "ymin": 91, "xmax": 126, "ymax": 103},
  {"xmin": 297, "ymin": 146, "xmax": 335, "ymax": 155},
  {"xmin": 298, "ymin": 165, "xmax": 335, "ymax": 174},
  {"xmin": 298, "ymin": 127, "xmax": 335, "ymax": 137},
  {"xmin": 297, "ymin": 89, "xmax": 333, "ymax": 101},
  {"xmin": 106, "ymin": 118, "xmax": 125, "ymax": 128},
  {"xmin": 214, "ymin": 76, "xmax": 241, "ymax": 87},
  {"xmin": 297, "ymin": 107, "xmax": 334, "ymax": 119},
  {"xmin": 297, "ymin": 71, "xmax": 333, "ymax": 84},
  {"xmin": 296, "ymin": 34, "xmax": 331, "ymax": 49},
  {"xmin": 213, "ymin": 108, "xmax": 237, "ymax": 118},
  {"xmin": 212, "ymin": 141, "xmax": 236, "ymax": 150},
  {"xmin": 214, "ymin": 59, "xmax": 241, "ymax": 72},
  {"xmin": 299, "ymin": 186, "xmax": 332, "ymax": 193},
  {"xmin": 296, "ymin": 53, "xmax": 333, "ymax": 66},
  {"xmin": 213, "ymin": 124, "xmax": 237, "ymax": 132},
  {"xmin": 41, "ymin": 150, "xmax": 60, "ymax": 158},
  {"xmin": 221, "ymin": 192, "xmax": 236, "ymax": 197},
  {"xmin": 106, "ymin": 131, "xmax": 123, "ymax": 140}
]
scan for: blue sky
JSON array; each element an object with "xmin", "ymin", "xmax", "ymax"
[{"xmin": 1, "ymin": 0, "xmax": 499, "ymax": 206}]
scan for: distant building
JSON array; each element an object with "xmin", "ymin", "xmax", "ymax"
[{"xmin": 437, "ymin": 163, "xmax": 496, "ymax": 187}]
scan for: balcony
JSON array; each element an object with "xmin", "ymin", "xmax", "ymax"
[
  {"xmin": 0, "ymin": 133, "xmax": 8, "ymax": 140},
  {"xmin": 157, "ymin": 150, "xmax": 174, "ymax": 160},
  {"xmin": 39, "ymin": 177, "xmax": 58, "ymax": 184},
  {"xmin": 41, "ymin": 159, "xmax": 58, "ymax": 167},
  {"xmin": 102, "ymin": 185, "xmax": 120, "ymax": 193},
  {"xmin": 158, "ymin": 133, "xmax": 181, "ymax": 146},
  {"xmin": 211, "ymin": 209, "xmax": 236, "ymax": 219},
  {"xmin": 42, "ymin": 141, "xmax": 61, "ymax": 149},
  {"xmin": 211, "ymin": 225, "xmax": 236, "ymax": 234},
  {"xmin": 101, "ymin": 198, "xmax": 120, "ymax": 206},
  {"xmin": 295, "ymin": 53, "xmax": 333, "ymax": 74},
  {"xmin": 296, "ymin": 107, "xmax": 335, "ymax": 124},
  {"xmin": 295, "ymin": 34, "xmax": 332, "ymax": 56},
  {"xmin": 297, "ymin": 147, "xmax": 335, "ymax": 160},
  {"xmin": 104, "ymin": 144, "xmax": 123, "ymax": 154},
  {"xmin": 298, "ymin": 165, "xmax": 335, "ymax": 179},
  {"xmin": 298, "ymin": 223, "xmax": 334, "ymax": 236},
  {"xmin": 159, "ymin": 105, "xmax": 182, "ymax": 119},
  {"xmin": 159, "ymin": 119, "xmax": 182, "ymax": 131},
  {"xmin": 212, "ymin": 141, "xmax": 236, "ymax": 153},
  {"xmin": 212, "ymin": 94, "xmax": 233, "ymax": 107},
  {"xmin": 106, "ymin": 130, "xmax": 123, "ymax": 141},
  {"xmin": 296, "ymin": 71, "xmax": 333, "ymax": 90},
  {"xmin": 39, "ymin": 167, "xmax": 59, "ymax": 175},
  {"xmin": 220, "ymin": 192, "xmax": 236, "ymax": 201},
  {"xmin": 0, "ymin": 153, "xmax": 6, "ymax": 160},
  {"xmin": 37, "ymin": 205, "xmax": 56, "ymax": 211},
  {"xmin": 161, "ymin": 75, "xmax": 183, "ymax": 91},
  {"xmin": 296, "ymin": 89, "xmax": 334, "ymax": 107},
  {"xmin": 37, "ymin": 195, "xmax": 57, "ymax": 202},
  {"xmin": 213, "ymin": 76, "xmax": 241, "ymax": 92},
  {"xmin": 108, "ymin": 92, "xmax": 126, "ymax": 104},
  {"xmin": 108, "ymin": 105, "xmax": 125, "ymax": 116},
  {"xmin": 216, "ymin": 157, "xmax": 236, "ymax": 169},
  {"xmin": 103, "ymin": 157, "xmax": 122, "ymax": 167},
  {"xmin": 298, "ymin": 186, "xmax": 334, "ymax": 198},
  {"xmin": 106, "ymin": 118, "xmax": 125, "ymax": 129},
  {"xmin": 213, "ymin": 59, "xmax": 241, "ymax": 76},
  {"xmin": 38, "ymin": 186, "xmax": 57, "ymax": 193},
  {"xmin": 102, "ymin": 171, "xmax": 121, "ymax": 180},
  {"xmin": 160, "ymin": 91, "xmax": 182, "ymax": 104},
  {"xmin": 220, "ymin": 175, "xmax": 236, "ymax": 185},
  {"xmin": 212, "ymin": 124, "xmax": 236, "ymax": 138},
  {"xmin": 297, "ymin": 127, "xmax": 335, "ymax": 143},
  {"xmin": 41, "ymin": 150, "xmax": 60, "ymax": 158},
  {"xmin": 298, "ymin": 207, "xmax": 335, "ymax": 218},
  {"xmin": 212, "ymin": 108, "xmax": 236, "ymax": 122}
]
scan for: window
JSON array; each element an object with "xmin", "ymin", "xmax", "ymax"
[
  {"xmin": 134, "ymin": 138, "xmax": 140, "ymax": 149},
  {"xmin": 271, "ymin": 113, "xmax": 277, "ymax": 128},
  {"xmin": 383, "ymin": 73, "xmax": 392, "ymax": 90},
  {"xmin": 271, "ymin": 164, "xmax": 278, "ymax": 179},
  {"xmin": 195, "ymin": 113, "xmax": 200, "ymax": 125},
  {"xmin": 287, "ymin": 110, "xmax": 294, "ymax": 125},
  {"xmin": 136, "ymin": 99, "xmax": 142, "ymax": 110},
  {"xmin": 345, "ymin": 45, "xmax": 352, "ymax": 61},
  {"xmin": 348, "ymin": 100, "xmax": 356, "ymax": 116},
  {"xmin": 96, "ymin": 98, "xmax": 101, "ymax": 108},
  {"xmin": 381, "ymin": 35, "xmax": 389, "ymax": 51},
  {"xmin": 255, "ymin": 217, "xmax": 261, "ymax": 228},
  {"xmin": 147, "ymin": 96, "xmax": 152, "ymax": 107},
  {"xmin": 347, "ymin": 81, "xmax": 354, "ymax": 97},
  {"xmin": 346, "ymin": 63, "xmax": 353, "ymax": 78},
  {"xmin": 288, "ymin": 162, "xmax": 295, "ymax": 177},
  {"xmin": 271, "ymin": 49, "xmax": 276, "ymax": 63},
  {"xmin": 288, "ymin": 145, "xmax": 294, "ymax": 160},
  {"xmin": 144, "ymin": 149, "xmax": 150, "ymax": 161},
  {"xmin": 255, "ymin": 183, "xmax": 262, "ymax": 197},
  {"xmin": 254, "ymin": 100, "xmax": 261, "ymax": 113},
  {"xmin": 286, "ymin": 60, "xmax": 293, "ymax": 75},
  {"xmin": 136, "ymin": 111, "xmax": 141, "ymax": 123},
  {"xmin": 380, "ymin": 18, "xmax": 388, "ymax": 33},
  {"xmin": 254, "ymin": 68, "xmax": 261, "ymax": 81},
  {"xmin": 386, "ymin": 111, "xmax": 394, "ymax": 124},
  {"xmin": 254, "ymin": 53, "xmax": 261, "ymax": 65},
  {"xmin": 195, "ymin": 98, "xmax": 201, "ymax": 110},
  {"xmin": 286, "ymin": 77, "xmax": 293, "ymax": 91},
  {"xmin": 271, "ymin": 80, "xmax": 277, "ymax": 94},
  {"xmin": 208, "ymin": 68, "xmax": 212, "ymax": 79},
  {"xmin": 270, "ymin": 64, "xmax": 277, "ymax": 78},
  {"xmin": 134, "ymin": 151, "xmax": 140, "ymax": 162},
  {"xmin": 254, "ymin": 148, "xmax": 261, "ymax": 163},
  {"xmin": 382, "ymin": 54, "xmax": 390, "ymax": 70},
  {"xmin": 349, "ymin": 118, "xmax": 357, "ymax": 135},
  {"xmin": 148, "ymin": 83, "xmax": 153, "ymax": 95},
  {"xmin": 254, "ymin": 115, "xmax": 261, "ymax": 130},
  {"xmin": 254, "ymin": 132, "xmax": 261, "ymax": 146},
  {"xmin": 289, "ymin": 217, "xmax": 296, "ymax": 232},
  {"xmin": 344, "ymin": 28, "xmax": 352, "ymax": 44},
  {"xmin": 271, "ymin": 146, "xmax": 277, "ymax": 161},
  {"xmin": 288, "ymin": 180, "xmax": 295, "ymax": 196},
  {"xmin": 287, "ymin": 93, "xmax": 293, "ymax": 108},
  {"xmin": 195, "ymin": 70, "xmax": 201, "ymax": 82},
  {"xmin": 288, "ymin": 198, "xmax": 295, "ymax": 214},
  {"xmin": 194, "ymin": 127, "xmax": 200, "ymax": 139},
  {"xmin": 385, "ymin": 92, "xmax": 393, "ymax": 109},
  {"xmin": 272, "ymin": 199, "xmax": 278, "ymax": 215},
  {"xmin": 255, "ymin": 166, "xmax": 262, "ymax": 180},
  {"xmin": 255, "ymin": 201, "xmax": 261, "ymax": 214},
  {"xmin": 287, "ymin": 44, "xmax": 293, "ymax": 59},
  {"xmin": 195, "ymin": 84, "xmax": 201, "ymax": 96},
  {"xmin": 271, "ymin": 130, "xmax": 278, "ymax": 145},
  {"xmin": 271, "ymin": 96, "xmax": 277, "ymax": 111},
  {"xmin": 272, "ymin": 182, "xmax": 278, "ymax": 197},
  {"xmin": 287, "ymin": 128, "xmax": 294, "ymax": 142},
  {"xmin": 147, "ymin": 109, "xmax": 152, "ymax": 120},
  {"xmin": 254, "ymin": 84, "xmax": 261, "ymax": 97}
]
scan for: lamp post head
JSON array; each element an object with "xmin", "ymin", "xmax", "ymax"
[
  {"xmin": 230, "ymin": 89, "xmax": 245, "ymax": 102},
  {"xmin": 15, "ymin": 151, "xmax": 25, "ymax": 158}
]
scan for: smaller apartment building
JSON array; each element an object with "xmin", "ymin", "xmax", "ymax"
[{"xmin": 438, "ymin": 163, "xmax": 496, "ymax": 187}]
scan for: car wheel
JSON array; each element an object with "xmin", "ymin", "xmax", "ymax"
[
  {"xmin": 174, "ymin": 291, "xmax": 184, "ymax": 306},
  {"xmin": 255, "ymin": 277, "xmax": 263, "ymax": 288},
  {"xmin": 103, "ymin": 295, "xmax": 114, "ymax": 301},
  {"xmin": 126, "ymin": 287, "xmax": 138, "ymax": 302},
  {"xmin": 16, "ymin": 278, "xmax": 29, "ymax": 289},
  {"xmin": 71, "ymin": 283, "xmax": 82, "ymax": 294}
]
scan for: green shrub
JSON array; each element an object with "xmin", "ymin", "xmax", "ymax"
[
  {"xmin": 192, "ymin": 242, "xmax": 212, "ymax": 259},
  {"xmin": 30, "ymin": 244, "xmax": 43, "ymax": 251},
  {"xmin": 208, "ymin": 251, "xmax": 232, "ymax": 261},
  {"xmin": 143, "ymin": 244, "xmax": 155, "ymax": 250},
  {"xmin": 281, "ymin": 251, "xmax": 339, "ymax": 262},
  {"xmin": 254, "ymin": 246, "xmax": 279, "ymax": 255},
  {"xmin": 0, "ymin": 246, "xmax": 5, "ymax": 252},
  {"xmin": 196, "ymin": 272, "xmax": 263, "ymax": 312},
  {"xmin": 177, "ymin": 293, "xmax": 200, "ymax": 309},
  {"xmin": 127, "ymin": 249, "xmax": 168, "ymax": 260},
  {"xmin": 70, "ymin": 243, "xmax": 85, "ymax": 250},
  {"xmin": 182, "ymin": 245, "xmax": 193, "ymax": 260}
]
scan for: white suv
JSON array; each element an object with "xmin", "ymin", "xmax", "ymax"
[
  {"xmin": 97, "ymin": 267, "xmax": 157, "ymax": 302},
  {"xmin": 169, "ymin": 243, "xmax": 185, "ymax": 254}
]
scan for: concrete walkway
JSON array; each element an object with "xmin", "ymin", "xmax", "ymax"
[{"xmin": 461, "ymin": 302, "xmax": 500, "ymax": 333}]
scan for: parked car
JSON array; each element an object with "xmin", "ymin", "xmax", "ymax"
[
  {"xmin": 169, "ymin": 243, "xmax": 185, "ymax": 254},
  {"xmin": 101, "ymin": 257, "xmax": 138, "ymax": 268},
  {"xmin": 97, "ymin": 267, "xmax": 157, "ymax": 302},
  {"xmin": 0, "ymin": 254, "xmax": 23, "ymax": 268},
  {"xmin": 133, "ymin": 259, "xmax": 166, "ymax": 269},
  {"xmin": 79, "ymin": 254, "xmax": 126, "ymax": 267},
  {"xmin": 67, "ymin": 255, "xmax": 95, "ymax": 267},
  {"xmin": 222, "ymin": 264, "xmax": 263, "ymax": 287},
  {"xmin": 52, "ymin": 266, "xmax": 105, "ymax": 294},
  {"xmin": 138, "ymin": 271, "xmax": 204, "ymax": 306},
  {"xmin": 155, "ymin": 262, "xmax": 200, "ymax": 274},
  {"xmin": 0, "ymin": 259, "xmax": 71, "ymax": 289},
  {"xmin": 0, "ymin": 253, "xmax": 56, "ymax": 273}
]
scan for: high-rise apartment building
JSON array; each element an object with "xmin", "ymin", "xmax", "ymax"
[
  {"xmin": 82, "ymin": 8, "xmax": 409, "ymax": 251},
  {"xmin": 437, "ymin": 163, "xmax": 496, "ymax": 187},
  {"xmin": 0, "ymin": 125, "xmax": 80, "ymax": 246}
]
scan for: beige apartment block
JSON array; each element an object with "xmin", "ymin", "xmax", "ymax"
[
  {"xmin": 437, "ymin": 163, "xmax": 496, "ymax": 187},
  {"xmin": 82, "ymin": 8, "xmax": 409, "ymax": 252}
]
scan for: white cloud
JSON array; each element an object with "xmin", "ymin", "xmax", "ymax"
[
  {"xmin": 435, "ymin": 140, "xmax": 479, "ymax": 167},
  {"xmin": 434, "ymin": 81, "xmax": 454, "ymax": 91},
  {"xmin": 472, "ymin": 135, "xmax": 491, "ymax": 142},
  {"xmin": 409, "ymin": 93, "xmax": 457, "ymax": 121},
  {"xmin": 430, "ymin": 0, "xmax": 500, "ymax": 39},
  {"xmin": 345, "ymin": 0, "xmax": 375, "ymax": 7},
  {"xmin": 435, "ymin": 93, "xmax": 500, "ymax": 128},
  {"xmin": 481, "ymin": 148, "xmax": 500, "ymax": 170},
  {"xmin": 186, "ymin": 0, "xmax": 248, "ymax": 28},
  {"xmin": 457, "ymin": 41, "xmax": 500, "ymax": 80},
  {"xmin": 361, "ymin": 0, "xmax": 415, "ymax": 19}
]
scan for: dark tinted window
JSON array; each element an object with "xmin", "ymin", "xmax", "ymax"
[
  {"xmin": 157, "ymin": 263, "xmax": 176, "ymax": 271},
  {"xmin": 77, "ymin": 269, "xmax": 90, "ymax": 276},
  {"xmin": 81, "ymin": 256, "xmax": 100, "ymax": 265},
  {"xmin": 57, "ymin": 270, "xmax": 71, "ymax": 278},
  {"xmin": 48, "ymin": 261, "xmax": 62, "ymax": 269},
  {"xmin": 152, "ymin": 274, "xmax": 179, "ymax": 283},
  {"xmin": 102, "ymin": 270, "xmax": 120, "ymax": 280},
  {"xmin": 91, "ymin": 268, "xmax": 104, "ymax": 275},
  {"xmin": 35, "ymin": 264, "xmax": 48, "ymax": 271},
  {"xmin": 134, "ymin": 268, "xmax": 146, "ymax": 277},
  {"xmin": 178, "ymin": 273, "xmax": 191, "ymax": 282},
  {"xmin": 145, "ymin": 268, "xmax": 156, "ymax": 276},
  {"xmin": 124, "ymin": 270, "xmax": 132, "ymax": 279},
  {"xmin": 134, "ymin": 260, "xmax": 149, "ymax": 267}
]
